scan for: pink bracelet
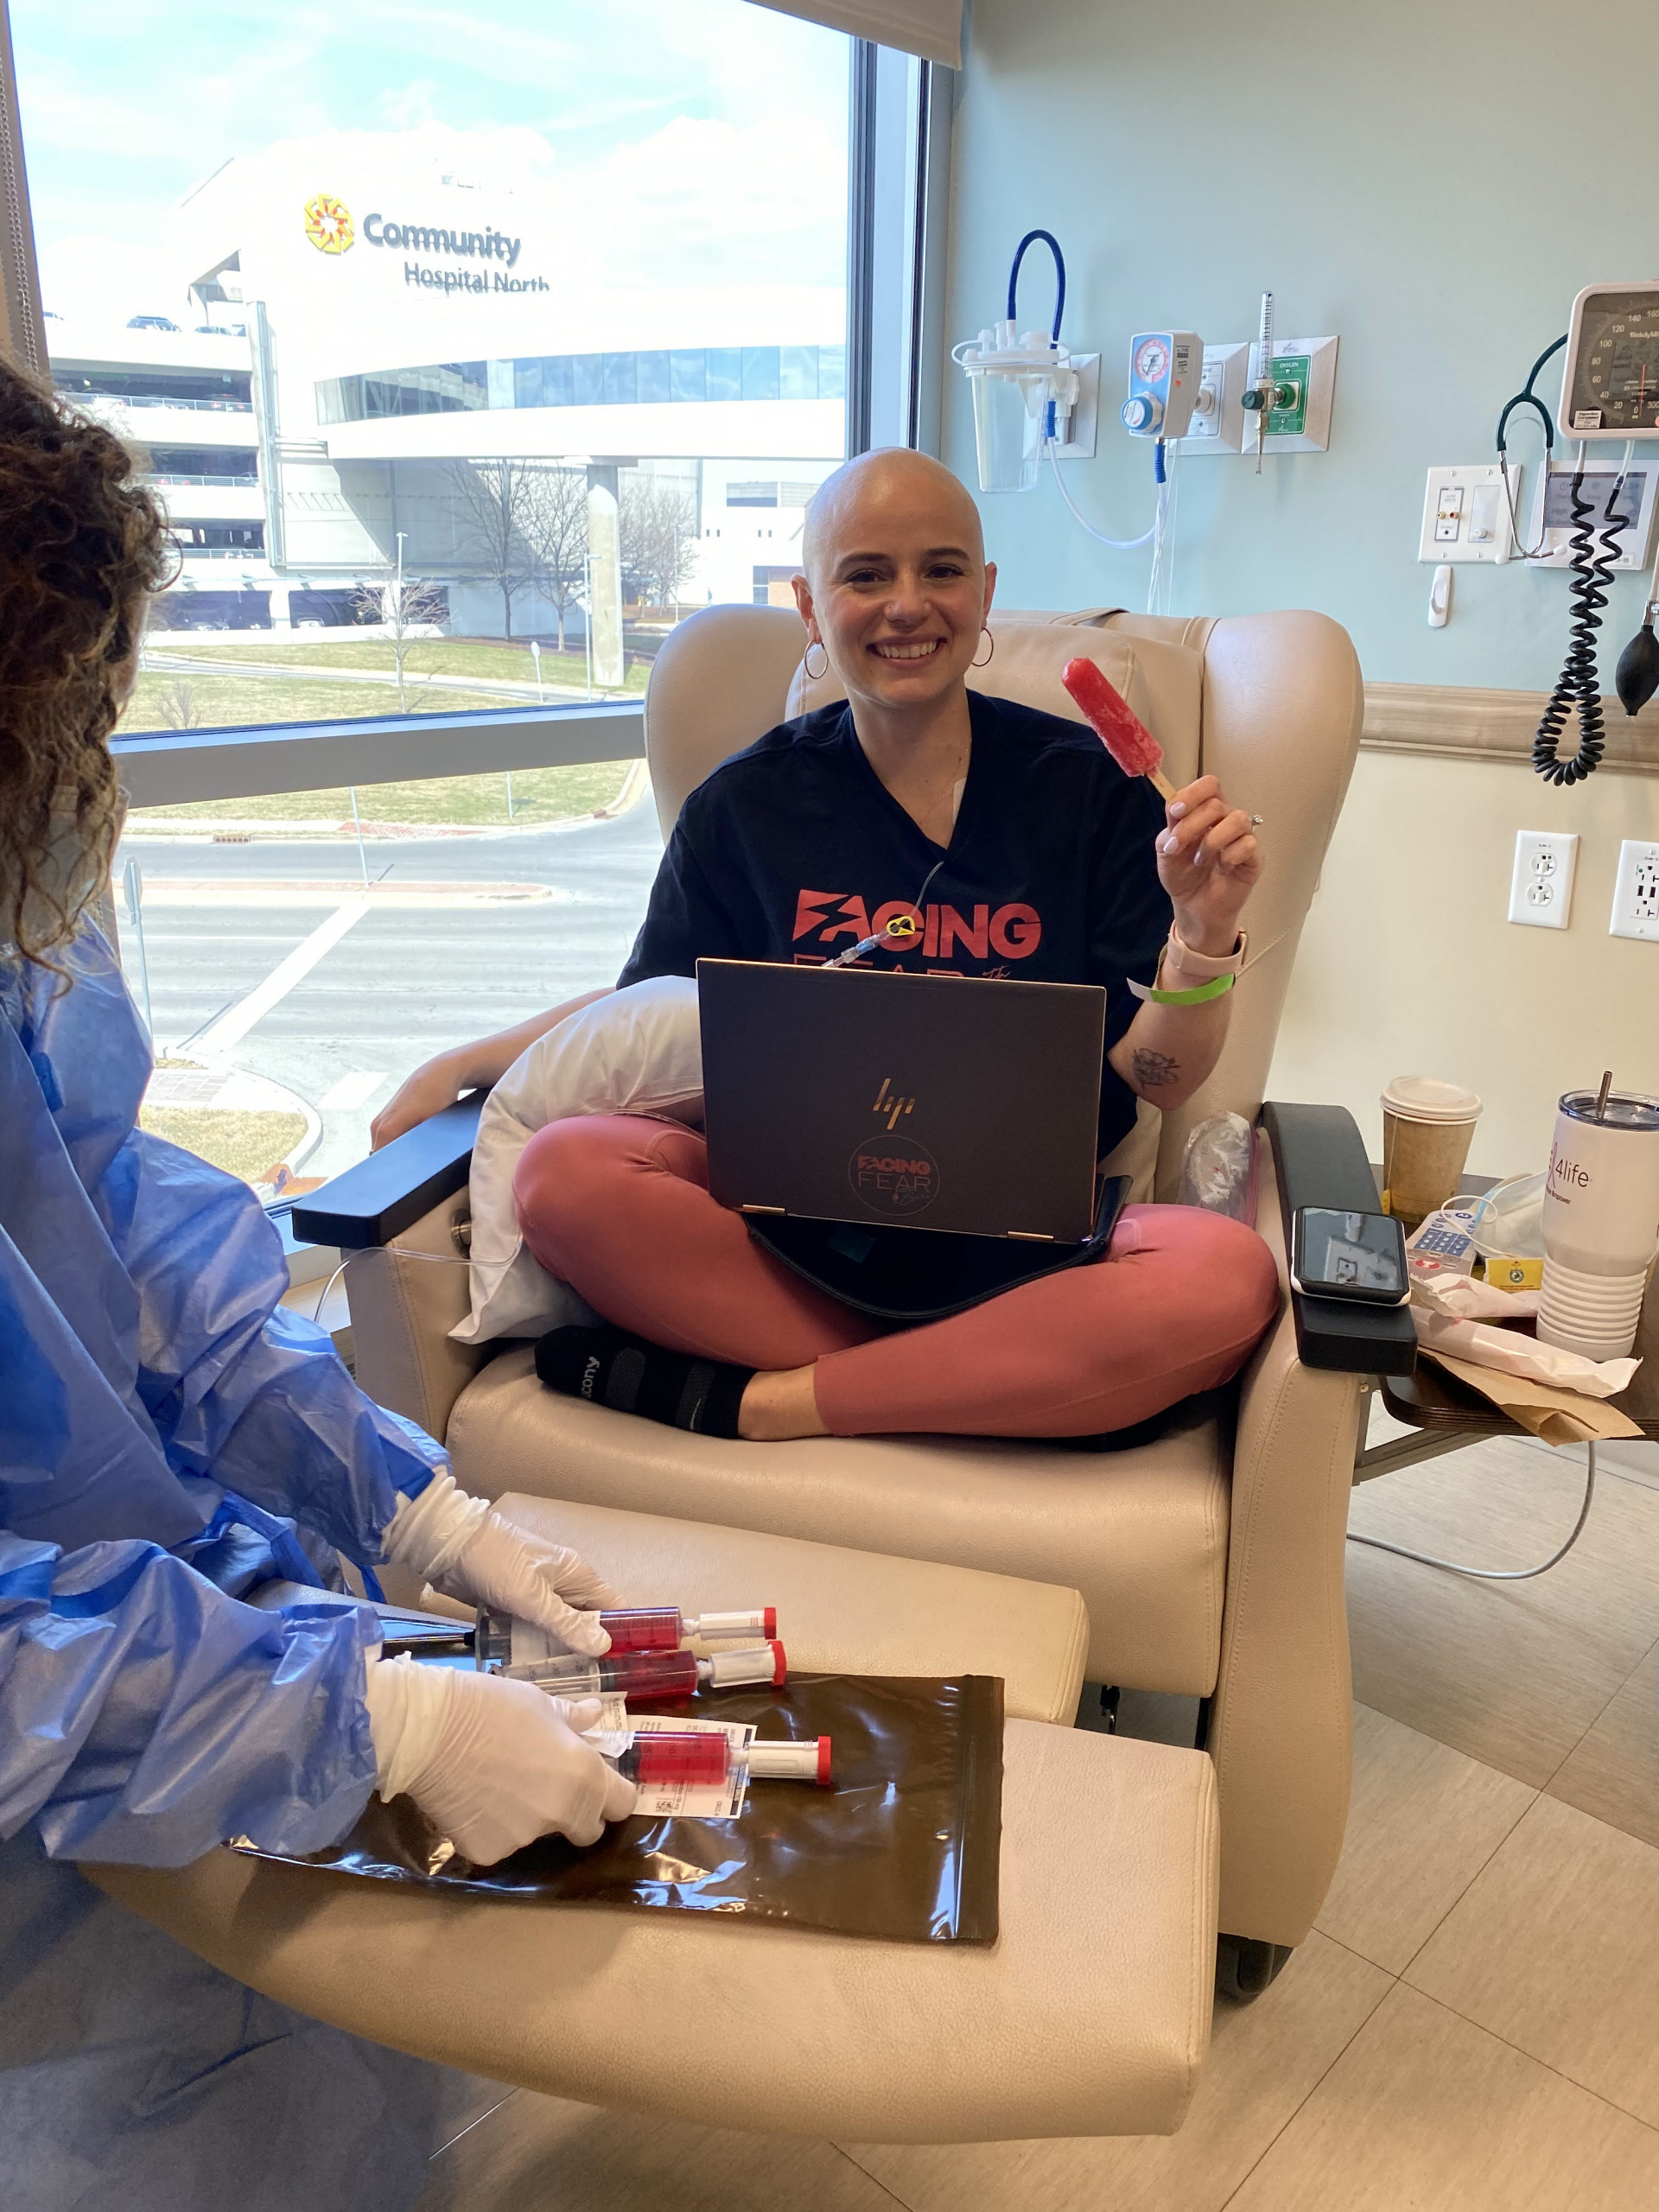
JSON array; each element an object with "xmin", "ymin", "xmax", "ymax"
[{"xmin": 1165, "ymin": 924, "xmax": 1248, "ymax": 982}]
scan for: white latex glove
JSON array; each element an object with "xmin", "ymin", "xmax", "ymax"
[
  {"xmin": 384, "ymin": 1472, "xmax": 617, "ymax": 1655},
  {"xmin": 363, "ymin": 1657, "xmax": 637, "ymax": 1865}
]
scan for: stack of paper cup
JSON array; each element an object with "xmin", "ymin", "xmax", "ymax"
[
  {"xmin": 1380, "ymin": 1076, "xmax": 1484, "ymax": 1224},
  {"xmin": 1538, "ymin": 1089, "xmax": 1659, "ymax": 1363}
]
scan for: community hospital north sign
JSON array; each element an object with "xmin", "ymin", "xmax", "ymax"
[{"xmin": 301, "ymin": 192, "xmax": 549, "ymax": 296}]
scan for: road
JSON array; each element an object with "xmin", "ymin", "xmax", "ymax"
[{"xmin": 117, "ymin": 801, "xmax": 665, "ymax": 1178}]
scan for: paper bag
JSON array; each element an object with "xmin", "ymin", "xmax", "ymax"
[{"xmin": 1421, "ymin": 1348, "xmax": 1645, "ymax": 1446}]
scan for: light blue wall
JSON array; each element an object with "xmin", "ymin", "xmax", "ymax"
[{"xmin": 944, "ymin": 0, "xmax": 1659, "ymax": 687}]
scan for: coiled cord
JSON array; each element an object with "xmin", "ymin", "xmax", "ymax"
[{"xmin": 1534, "ymin": 463, "xmax": 1612, "ymax": 784}]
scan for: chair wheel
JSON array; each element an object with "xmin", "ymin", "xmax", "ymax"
[{"xmin": 1216, "ymin": 1934, "xmax": 1293, "ymax": 2004}]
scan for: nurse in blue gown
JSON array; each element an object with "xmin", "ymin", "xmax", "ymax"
[{"xmin": 0, "ymin": 362, "xmax": 627, "ymax": 2209}]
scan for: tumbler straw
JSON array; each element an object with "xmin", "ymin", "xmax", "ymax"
[{"xmin": 1596, "ymin": 1069, "xmax": 1613, "ymax": 1122}]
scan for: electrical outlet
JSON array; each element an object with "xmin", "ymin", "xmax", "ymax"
[
  {"xmin": 1508, "ymin": 830, "xmax": 1579, "ymax": 929},
  {"xmin": 1419, "ymin": 464, "xmax": 1516, "ymax": 563},
  {"xmin": 1610, "ymin": 839, "xmax": 1659, "ymax": 941}
]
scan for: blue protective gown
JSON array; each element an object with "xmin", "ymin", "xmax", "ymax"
[{"xmin": 0, "ymin": 924, "xmax": 455, "ymax": 2211}]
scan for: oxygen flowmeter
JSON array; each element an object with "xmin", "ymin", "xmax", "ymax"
[{"xmin": 1121, "ymin": 332, "xmax": 1202, "ymax": 439}]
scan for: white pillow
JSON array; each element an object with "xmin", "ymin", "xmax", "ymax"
[{"xmin": 452, "ymin": 976, "xmax": 703, "ymax": 1344}]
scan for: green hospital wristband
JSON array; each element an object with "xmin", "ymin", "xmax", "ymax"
[{"xmin": 1128, "ymin": 971, "xmax": 1236, "ymax": 1007}]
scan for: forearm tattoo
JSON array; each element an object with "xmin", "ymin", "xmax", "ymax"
[{"xmin": 1131, "ymin": 1047, "xmax": 1181, "ymax": 1090}]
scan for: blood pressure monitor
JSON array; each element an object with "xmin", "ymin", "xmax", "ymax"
[{"xmin": 1559, "ymin": 282, "xmax": 1659, "ymax": 436}]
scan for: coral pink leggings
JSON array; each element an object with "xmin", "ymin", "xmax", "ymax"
[{"xmin": 514, "ymin": 1115, "xmax": 1280, "ymax": 1439}]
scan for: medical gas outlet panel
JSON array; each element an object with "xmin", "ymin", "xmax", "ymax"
[
  {"xmin": 1154, "ymin": 336, "xmax": 1338, "ymax": 456},
  {"xmin": 1122, "ymin": 333, "xmax": 1203, "ymax": 439}
]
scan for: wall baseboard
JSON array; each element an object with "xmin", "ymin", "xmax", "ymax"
[{"xmin": 1363, "ymin": 683, "xmax": 1659, "ymax": 773}]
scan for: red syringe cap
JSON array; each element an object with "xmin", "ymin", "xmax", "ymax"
[{"xmin": 745, "ymin": 1736, "xmax": 832, "ymax": 1784}]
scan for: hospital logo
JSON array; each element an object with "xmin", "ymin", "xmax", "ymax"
[{"xmin": 303, "ymin": 194, "xmax": 355, "ymax": 254}]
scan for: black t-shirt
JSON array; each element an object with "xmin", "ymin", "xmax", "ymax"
[{"xmin": 619, "ymin": 689, "xmax": 1173, "ymax": 1155}]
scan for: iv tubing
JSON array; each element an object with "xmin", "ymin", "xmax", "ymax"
[
  {"xmin": 1007, "ymin": 230, "xmax": 1065, "ymax": 342},
  {"xmin": 1044, "ymin": 438, "xmax": 1155, "ymax": 550},
  {"xmin": 1348, "ymin": 1442, "xmax": 1597, "ymax": 1581},
  {"xmin": 1006, "ymin": 231, "xmax": 1066, "ymax": 439}
]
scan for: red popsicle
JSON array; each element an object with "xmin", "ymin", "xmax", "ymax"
[{"xmin": 1062, "ymin": 657, "xmax": 1177, "ymax": 803}]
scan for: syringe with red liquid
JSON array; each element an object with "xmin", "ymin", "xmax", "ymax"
[
  {"xmin": 613, "ymin": 1730, "xmax": 834, "ymax": 1787},
  {"xmin": 474, "ymin": 1605, "xmax": 778, "ymax": 1673},
  {"xmin": 598, "ymin": 1605, "xmax": 776, "ymax": 1653},
  {"xmin": 509, "ymin": 1640, "xmax": 788, "ymax": 1703}
]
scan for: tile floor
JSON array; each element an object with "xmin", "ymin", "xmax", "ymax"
[{"xmin": 414, "ymin": 1425, "xmax": 1659, "ymax": 2212}]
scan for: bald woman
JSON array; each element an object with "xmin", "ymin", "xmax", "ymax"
[{"xmin": 379, "ymin": 450, "xmax": 1276, "ymax": 1443}]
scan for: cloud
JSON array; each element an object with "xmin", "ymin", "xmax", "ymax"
[
  {"xmin": 561, "ymin": 113, "xmax": 846, "ymax": 287},
  {"xmin": 16, "ymin": 0, "xmax": 850, "ymax": 299},
  {"xmin": 377, "ymin": 80, "xmax": 442, "ymax": 130}
]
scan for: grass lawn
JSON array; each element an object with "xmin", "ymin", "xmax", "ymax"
[
  {"xmin": 121, "ymin": 668, "xmax": 516, "ymax": 734},
  {"xmin": 127, "ymin": 753, "xmax": 632, "ymax": 828},
  {"xmin": 139, "ymin": 1103, "xmax": 308, "ymax": 1183},
  {"xmin": 146, "ymin": 636, "xmax": 646, "ymax": 693}
]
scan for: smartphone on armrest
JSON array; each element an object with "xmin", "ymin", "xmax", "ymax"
[{"xmin": 1290, "ymin": 1206, "xmax": 1410, "ymax": 1306}]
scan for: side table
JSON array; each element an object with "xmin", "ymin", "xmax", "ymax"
[
  {"xmin": 1348, "ymin": 1173, "xmax": 1657, "ymax": 1582},
  {"xmin": 1355, "ymin": 1172, "xmax": 1659, "ymax": 1484}
]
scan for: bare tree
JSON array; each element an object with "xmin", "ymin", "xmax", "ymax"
[
  {"xmin": 444, "ymin": 459, "xmax": 542, "ymax": 639},
  {"xmin": 620, "ymin": 473, "xmax": 699, "ymax": 612},
  {"xmin": 352, "ymin": 569, "xmax": 449, "ymax": 711},
  {"xmin": 520, "ymin": 467, "xmax": 588, "ymax": 651},
  {"xmin": 157, "ymin": 677, "xmax": 201, "ymax": 728}
]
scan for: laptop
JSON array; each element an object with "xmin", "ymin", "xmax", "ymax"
[{"xmin": 698, "ymin": 959, "xmax": 1126, "ymax": 1321}]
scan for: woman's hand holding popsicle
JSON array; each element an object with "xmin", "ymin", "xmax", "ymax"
[{"xmin": 1154, "ymin": 773, "xmax": 1261, "ymax": 954}]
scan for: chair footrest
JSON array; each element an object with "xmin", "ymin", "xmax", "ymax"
[{"xmin": 91, "ymin": 1722, "xmax": 1217, "ymax": 2143}]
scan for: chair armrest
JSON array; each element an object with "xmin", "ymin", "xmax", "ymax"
[
  {"xmin": 291, "ymin": 1097, "xmax": 484, "ymax": 1249},
  {"xmin": 1260, "ymin": 1101, "xmax": 1417, "ymax": 1378},
  {"xmin": 1207, "ymin": 1134, "xmax": 1362, "ymax": 1948}
]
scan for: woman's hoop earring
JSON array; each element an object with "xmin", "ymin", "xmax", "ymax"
[
  {"xmin": 803, "ymin": 640, "xmax": 829, "ymax": 681},
  {"xmin": 972, "ymin": 628, "xmax": 995, "ymax": 669}
]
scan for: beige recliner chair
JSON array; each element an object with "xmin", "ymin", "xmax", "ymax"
[{"xmin": 345, "ymin": 603, "xmax": 1367, "ymax": 1990}]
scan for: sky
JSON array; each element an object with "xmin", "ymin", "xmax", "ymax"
[{"xmin": 11, "ymin": 0, "xmax": 850, "ymax": 320}]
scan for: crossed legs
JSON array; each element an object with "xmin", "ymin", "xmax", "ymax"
[{"xmin": 515, "ymin": 1114, "xmax": 1280, "ymax": 1440}]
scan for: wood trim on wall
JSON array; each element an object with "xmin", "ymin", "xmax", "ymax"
[{"xmin": 1363, "ymin": 683, "xmax": 1659, "ymax": 774}]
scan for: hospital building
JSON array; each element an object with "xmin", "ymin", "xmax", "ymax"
[{"xmin": 45, "ymin": 133, "xmax": 846, "ymax": 637}]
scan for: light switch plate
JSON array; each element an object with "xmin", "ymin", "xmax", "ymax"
[
  {"xmin": 1610, "ymin": 839, "xmax": 1659, "ymax": 940},
  {"xmin": 1420, "ymin": 463, "xmax": 1516, "ymax": 563},
  {"xmin": 1509, "ymin": 830, "xmax": 1579, "ymax": 929}
]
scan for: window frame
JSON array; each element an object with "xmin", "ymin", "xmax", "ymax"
[{"xmin": 111, "ymin": 697, "xmax": 644, "ymax": 813}]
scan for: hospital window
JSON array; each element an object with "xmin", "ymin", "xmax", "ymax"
[
  {"xmin": 314, "ymin": 344, "xmax": 848, "ymax": 426},
  {"xmin": 6, "ymin": 0, "xmax": 948, "ymax": 1188},
  {"xmin": 753, "ymin": 564, "xmax": 799, "ymax": 607}
]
